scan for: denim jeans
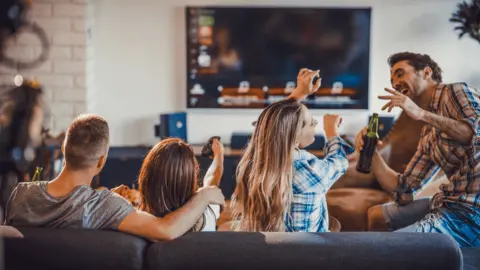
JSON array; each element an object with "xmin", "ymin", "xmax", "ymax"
[{"xmin": 394, "ymin": 202, "xmax": 480, "ymax": 247}]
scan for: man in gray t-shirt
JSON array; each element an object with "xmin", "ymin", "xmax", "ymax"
[{"xmin": 5, "ymin": 181, "xmax": 134, "ymax": 230}]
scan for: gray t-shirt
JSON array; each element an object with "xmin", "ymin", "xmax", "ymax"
[{"xmin": 4, "ymin": 181, "xmax": 134, "ymax": 230}]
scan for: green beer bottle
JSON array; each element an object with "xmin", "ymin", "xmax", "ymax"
[{"xmin": 356, "ymin": 113, "xmax": 379, "ymax": 173}]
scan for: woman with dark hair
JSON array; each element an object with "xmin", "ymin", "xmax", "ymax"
[
  {"xmin": 138, "ymin": 137, "xmax": 224, "ymax": 232},
  {"xmin": 0, "ymin": 80, "xmax": 45, "ymax": 210}
]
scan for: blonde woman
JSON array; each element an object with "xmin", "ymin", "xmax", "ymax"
[{"xmin": 231, "ymin": 69, "xmax": 354, "ymax": 232}]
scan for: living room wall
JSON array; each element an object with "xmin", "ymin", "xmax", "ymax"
[{"xmin": 92, "ymin": 0, "xmax": 480, "ymax": 146}]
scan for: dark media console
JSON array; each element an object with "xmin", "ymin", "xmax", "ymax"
[
  {"xmin": 230, "ymin": 132, "xmax": 326, "ymax": 150},
  {"xmin": 97, "ymin": 143, "xmax": 325, "ymax": 199}
]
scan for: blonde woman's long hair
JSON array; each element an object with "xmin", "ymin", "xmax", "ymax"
[{"xmin": 231, "ymin": 99, "xmax": 306, "ymax": 232}]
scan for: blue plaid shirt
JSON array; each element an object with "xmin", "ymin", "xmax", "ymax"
[{"xmin": 286, "ymin": 136, "xmax": 354, "ymax": 232}]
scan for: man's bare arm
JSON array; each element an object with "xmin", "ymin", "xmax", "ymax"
[
  {"xmin": 118, "ymin": 187, "xmax": 224, "ymax": 241},
  {"xmin": 420, "ymin": 110, "xmax": 474, "ymax": 145},
  {"xmin": 354, "ymin": 128, "xmax": 398, "ymax": 192},
  {"xmin": 371, "ymin": 152, "xmax": 399, "ymax": 192}
]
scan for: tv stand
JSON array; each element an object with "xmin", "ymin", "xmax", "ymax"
[
  {"xmin": 190, "ymin": 145, "xmax": 324, "ymax": 157},
  {"xmin": 192, "ymin": 145, "xmax": 324, "ymax": 199}
]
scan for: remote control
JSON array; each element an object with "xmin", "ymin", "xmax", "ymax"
[{"xmin": 201, "ymin": 136, "xmax": 221, "ymax": 158}]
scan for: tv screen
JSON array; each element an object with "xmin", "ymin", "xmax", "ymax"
[{"xmin": 186, "ymin": 7, "xmax": 371, "ymax": 109}]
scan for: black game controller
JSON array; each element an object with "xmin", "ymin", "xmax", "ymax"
[
  {"xmin": 201, "ymin": 136, "xmax": 221, "ymax": 158},
  {"xmin": 311, "ymin": 70, "xmax": 321, "ymax": 86}
]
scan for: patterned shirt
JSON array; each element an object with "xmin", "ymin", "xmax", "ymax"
[
  {"xmin": 396, "ymin": 83, "xmax": 480, "ymax": 210},
  {"xmin": 286, "ymin": 136, "xmax": 354, "ymax": 232}
]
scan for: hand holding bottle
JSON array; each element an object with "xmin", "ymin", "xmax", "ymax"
[
  {"xmin": 356, "ymin": 113, "xmax": 382, "ymax": 173},
  {"xmin": 354, "ymin": 127, "xmax": 383, "ymax": 152}
]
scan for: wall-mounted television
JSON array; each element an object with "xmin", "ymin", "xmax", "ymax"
[{"xmin": 186, "ymin": 6, "xmax": 371, "ymax": 109}]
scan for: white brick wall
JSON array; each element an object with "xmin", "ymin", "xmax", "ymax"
[
  {"xmin": 85, "ymin": 1, "xmax": 95, "ymax": 116},
  {"xmin": 54, "ymin": 89, "xmax": 85, "ymax": 102},
  {"xmin": 73, "ymin": 47, "xmax": 86, "ymax": 60},
  {"xmin": 0, "ymin": 0, "xmax": 92, "ymax": 135},
  {"xmin": 54, "ymin": 4, "xmax": 86, "ymax": 18},
  {"xmin": 54, "ymin": 60, "xmax": 86, "ymax": 74},
  {"xmin": 30, "ymin": 3, "xmax": 53, "ymax": 17},
  {"xmin": 72, "ymin": 19, "xmax": 86, "ymax": 32},
  {"xmin": 52, "ymin": 32, "xmax": 86, "ymax": 46},
  {"xmin": 35, "ymin": 18, "xmax": 72, "ymax": 31},
  {"xmin": 49, "ymin": 46, "xmax": 72, "ymax": 60}
]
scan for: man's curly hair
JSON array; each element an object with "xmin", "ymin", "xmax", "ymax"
[{"xmin": 388, "ymin": 52, "xmax": 443, "ymax": 83}]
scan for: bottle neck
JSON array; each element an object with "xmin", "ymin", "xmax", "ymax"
[{"xmin": 367, "ymin": 117, "xmax": 379, "ymax": 138}]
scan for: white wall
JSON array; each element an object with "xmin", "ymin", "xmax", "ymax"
[{"xmin": 92, "ymin": 0, "xmax": 479, "ymax": 146}]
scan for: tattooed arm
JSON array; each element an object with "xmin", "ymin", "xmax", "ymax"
[
  {"xmin": 419, "ymin": 110, "xmax": 474, "ymax": 145},
  {"xmin": 418, "ymin": 83, "xmax": 480, "ymax": 146},
  {"xmin": 379, "ymin": 83, "xmax": 480, "ymax": 146}
]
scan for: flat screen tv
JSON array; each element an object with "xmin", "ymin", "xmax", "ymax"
[{"xmin": 186, "ymin": 6, "xmax": 371, "ymax": 109}]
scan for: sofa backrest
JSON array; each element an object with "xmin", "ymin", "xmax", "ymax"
[
  {"xmin": 4, "ymin": 228, "xmax": 464, "ymax": 270},
  {"xmin": 5, "ymin": 227, "xmax": 148, "ymax": 270},
  {"xmin": 147, "ymin": 232, "xmax": 463, "ymax": 270}
]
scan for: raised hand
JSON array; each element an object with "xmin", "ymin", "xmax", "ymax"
[
  {"xmin": 211, "ymin": 138, "xmax": 224, "ymax": 158},
  {"xmin": 323, "ymin": 114, "xmax": 342, "ymax": 140},
  {"xmin": 297, "ymin": 68, "xmax": 321, "ymax": 95},
  {"xmin": 289, "ymin": 68, "xmax": 321, "ymax": 101},
  {"xmin": 378, "ymin": 88, "xmax": 424, "ymax": 121}
]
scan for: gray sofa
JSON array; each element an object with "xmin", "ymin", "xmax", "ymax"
[{"xmin": 4, "ymin": 227, "xmax": 476, "ymax": 270}]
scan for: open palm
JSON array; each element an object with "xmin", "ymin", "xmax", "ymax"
[{"xmin": 378, "ymin": 88, "xmax": 424, "ymax": 121}]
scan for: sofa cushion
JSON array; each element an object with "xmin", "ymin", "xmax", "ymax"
[
  {"xmin": 462, "ymin": 248, "xmax": 480, "ymax": 270},
  {"xmin": 5, "ymin": 227, "xmax": 148, "ymax": 270},
  {"xmin": 327, "ymin": 188, "xmax": 392, "ymax": 231},
  {"xmin": 146, "ymin": 232, "xmax": 462, "ymax": 270}
]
